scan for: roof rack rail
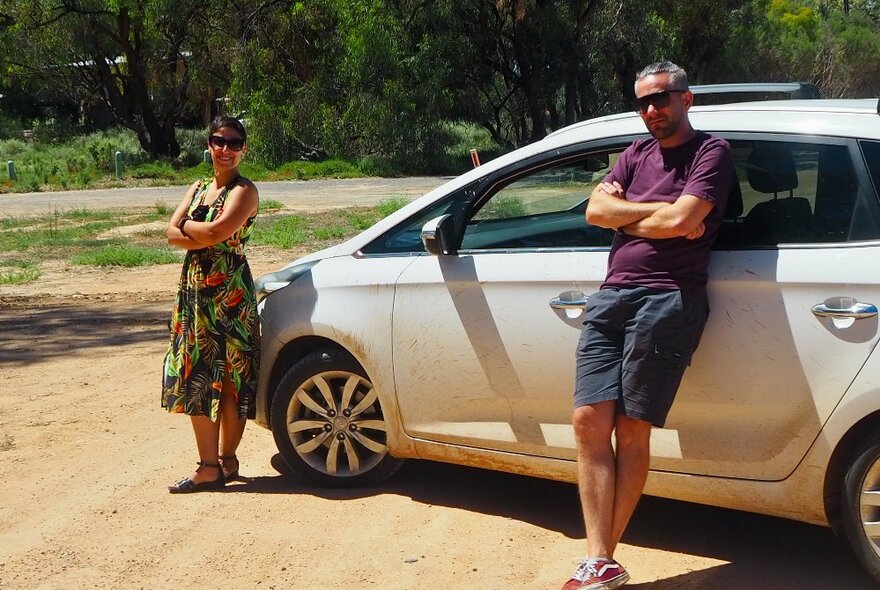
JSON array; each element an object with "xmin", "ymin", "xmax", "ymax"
[{"xmin": 690, "ymin": 82, "xmax": 821, "ymax": 100}]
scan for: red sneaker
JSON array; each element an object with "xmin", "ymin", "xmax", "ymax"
[{"xmin": 561, "ymin": 558, "xmax": 630, "ymax": 590}]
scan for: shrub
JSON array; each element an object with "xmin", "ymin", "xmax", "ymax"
[
  {"xmin": 358, "ymin": 155, "xmax": 393, "ymax": 176},
  {"xmin": 0, "ymin": 138, "xmax": 28, "ymax": 158}
]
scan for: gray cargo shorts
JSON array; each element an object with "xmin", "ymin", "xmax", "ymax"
[{"xmin": 574, "ymin": 286, "xmax": 709, "ymax": 427}]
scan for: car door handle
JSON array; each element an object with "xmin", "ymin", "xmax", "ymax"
[
  {"xmin": 549, "ymin": 292, "xmax": 589, "ymax": 310},
  {"xmin": 811, "ymin": 298, "xmax": 878, "ymax": 320}
]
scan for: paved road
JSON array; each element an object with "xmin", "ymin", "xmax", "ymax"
[{"xmin": 0, "ymin": 176, "xmax": 451, "ymax": 215}]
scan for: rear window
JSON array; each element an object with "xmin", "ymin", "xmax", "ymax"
[{"xmin": 862, "ymin": 141, "xmax": 880, "ymax": 196}]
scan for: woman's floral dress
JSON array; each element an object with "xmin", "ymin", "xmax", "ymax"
[{"xmin": 161, "ymin": 178, "xmax": 259, "ymax": 420}]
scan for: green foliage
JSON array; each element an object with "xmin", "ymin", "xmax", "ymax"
[
  {"xmin": 1, "ymin": 0, "xmax": 230, "ymax": 157},
  {"xmin": 71, "ymin": 243, "xmax": 181, "ymax": 267},
  {"xmin": 0, "ymin": 115, "xmax": 24, "ymax": 142},
  {"xmin": 73, "ymin": 130, "xmax": 152, "ymax": 173},
  {"xmin": 1, "ymin": 0, "xmax": 878, "ymax": 180},
  {"xmin": 128, "ymin": 161, "xmax": 179, "ymax": 180},
  {"xmin": 259, "ymin": 199, "xmax": 284, "ymax": 212},
  {"xmin": 375, "ymin": 196, "xmax": 410, "ymax": 218},
  {"xmin": 313, "ymin": 226, "xmax": 346, "ymax": 240},
  {"xmin": 0, "ymin": 260, "xmax": 40, "ymax": 285},
  {"xmin": 0, "ymin": 205, "xmax": 175, "ymax": 272},
  {"xmin": 479, "ymin": 196, "xmax": 528, "ymax": 219},
  {"xmin": 770, "ymin": 0, "xmax": 819, "ymax": 38},
  {"xmin": 347, "ymin": 211, "xmax": 375, "ymax": 231},
  {"xmin": 251, "ymin": 203, "xmax": 401, "ymax": 249},
  {"xmin": 268, "ymin": 158, "xmax": 365, "ymax": 181},
  {"xmin": 818, "ymin": 10, "xmax": 880, "ymax": 97},
  {"xmin": 357, "ymin": 155, "xmax": 393, "ymax": 176},
  {"xmin": 253, "ymin": 215, "xmax": 309, "ymax": 248}
]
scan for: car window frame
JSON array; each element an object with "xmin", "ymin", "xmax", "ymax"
[
  {"xmin": 360, "ymin": 131, "xmax": 880, "ymax": 257},
  {"xmin": 712, "ymin": 131, "xmax": 880, "ymax": 249},
  {"xmin": 454, "ymin": 135, "xmax": 645, "ymax": 254}
]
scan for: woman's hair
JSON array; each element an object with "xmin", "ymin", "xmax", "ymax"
[{"xmin": 208, "ymin": 116, "xmax": 247, "ymax": 142}]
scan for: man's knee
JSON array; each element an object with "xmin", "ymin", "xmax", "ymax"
[
  {"xmin": 572, "ymin": 401, "xmax": 616, "ymax": 443},
  {"xmin": 614, "ymin": 415, "xmax": 652, "ymax": 451}
]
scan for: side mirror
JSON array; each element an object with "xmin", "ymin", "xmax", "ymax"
[{"xmin": 421, "ymin": 214, "xmax": 456, "ymax": 256}]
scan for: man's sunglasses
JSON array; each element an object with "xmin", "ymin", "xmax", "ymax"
[
  {"xmin": 635, "ymin": 90, "xmax": 686, "ymax": 113},
  {"xmin": 208, "ymin": 135, "xmax": 245, "ymax": 151}
]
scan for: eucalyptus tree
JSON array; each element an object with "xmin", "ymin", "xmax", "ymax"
[{"xmin": 1, "ymin": 0, "xmax": 227, "ymax": 157}]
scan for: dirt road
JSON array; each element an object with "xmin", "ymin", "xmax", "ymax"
[
  {"xmin": 0, "ymin": 177, "xmax": 449, "ymax": 216},
  {"xmin": 1, "ymin": 182, "xmax": 878, "ymax": 589}
]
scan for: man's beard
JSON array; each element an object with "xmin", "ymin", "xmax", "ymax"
[{"xmin": 648, "ymin": 115, "xmax": 681, "ymax": 140}]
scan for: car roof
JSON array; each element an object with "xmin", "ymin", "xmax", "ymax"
[{"xmin": 548, "ymin": 99, "xmax": 880, "ymax": 142}]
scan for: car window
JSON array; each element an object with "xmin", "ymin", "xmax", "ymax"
[
  {"xmin": 862, "ymin": 140, "xmax": 880, "ymax": 196},
  {"xmin": 359, "ymin": 192, "xmax": 466, "ymax": 254},
  {"xmin": 460, "ymin": 154, "xmax": 620, "ymax": 250},
  {"xmin": 715, "ymin": 138, "xmax": 875, "ymax": 247}
]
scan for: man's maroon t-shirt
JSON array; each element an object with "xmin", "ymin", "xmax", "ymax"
[{"xmin": 602, "ymin": 131, "xmax": 733, "ymax": 291}]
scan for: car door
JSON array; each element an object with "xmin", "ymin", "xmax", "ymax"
[
  {"xmin": 390, "ymin": 155, "xmax": 617, "ymax": 456},
  {"xmin": 650, "ymin": 135, "xmax": 880, "ymax": 480}
]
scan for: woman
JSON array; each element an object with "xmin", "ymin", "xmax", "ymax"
[{"xmin": 162, "ymin": 116, "xmax": 260, "ymax": 493}]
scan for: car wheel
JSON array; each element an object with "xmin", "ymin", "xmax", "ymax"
[
  {"xmin": 270, "ymin": 349, "xmax": 404, "ymax": 487},
  {"xmin": 842, "ymin": 433, "xmax": 880, "ymax": 583}
]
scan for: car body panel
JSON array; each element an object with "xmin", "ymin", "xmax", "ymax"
[
  {"xmin": 391, "ymin": 250, "xmax": 592, "ymax": 456},
  {"xmin": 256, "ymin": 254, "xmax": 421, "ymax": 457}
]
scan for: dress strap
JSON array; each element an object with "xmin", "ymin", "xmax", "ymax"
[
  {"xmin": 212, "ymin": 176, "xmax": 242, "ymax": 211},
  {"xmin": 190, "ymin": 178, "xmax": 211, "ymax": 207}
]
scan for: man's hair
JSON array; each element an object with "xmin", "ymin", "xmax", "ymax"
[{"xmin": 635, "ymin": 61, "xmax": 689, "ymax": 91}]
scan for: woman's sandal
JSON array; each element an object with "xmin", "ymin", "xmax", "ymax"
[
  {"xmin": 220, "ymin": 455, "xmax": 239, "ymax": 481},
  {"xmin": 168, "ymin": 461, "xmax": 226, "ymax": 494}
]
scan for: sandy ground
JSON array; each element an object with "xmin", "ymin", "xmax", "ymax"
[{"xmin": 2, "ymin": 212, "xmax": 879, "ymax": 589}]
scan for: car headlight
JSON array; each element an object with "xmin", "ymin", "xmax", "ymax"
[{"xmin": 255, "ymin": 260, "xmax": 318, "ymax": 303}]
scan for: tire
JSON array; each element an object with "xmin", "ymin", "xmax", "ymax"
[
  {"xmin": 841, "ymin": 433, "xmax": 880, "ymax": 584},
  {"xmin": 270, "ymin": 348, "xmax": 404, "ymax": 487}
]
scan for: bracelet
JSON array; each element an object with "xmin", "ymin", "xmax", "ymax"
[{"xmin": 178, "ymin": 216, "xmax": 191, "ymax": 238}]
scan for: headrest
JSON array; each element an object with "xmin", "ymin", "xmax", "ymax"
[{"xmin": 747, "ymin": 144, "xmax": 798, "ymax": 194}]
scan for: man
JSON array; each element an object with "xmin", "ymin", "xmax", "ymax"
[{"xmin": 562, "ymin": 61, "xmax": 734, "ymax": 590}]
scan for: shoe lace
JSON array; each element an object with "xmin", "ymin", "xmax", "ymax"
[{"xmin": 571, "ymin": 558, "xmax": 600, "ymax": 582}]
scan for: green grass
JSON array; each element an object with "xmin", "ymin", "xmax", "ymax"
[
  {"xmin": 0, "ymin": 198, "xmax": 413, "ymax": 283},
  {"xmin": 154, "ymin": 201, "xmax": 172, "ymax": 216},
  {"xmin": 71, "ymin": 243, "xmax": 181, "ymax": 267},
  {"xmin": 376, "ymin": 196, "xmax": 410, "ymax": 217},
  {"xmin": 253, "ymin": 215, "xmax": 309, "ymax": 248},
  {"xmin": 260, "ymin": 199, "xmax": 284, "ymax": 212},
  {"xmin": 0, "ymin": 259, "xmax": 40, "ymax": 285},
  {"xmin": 474, "ymin": 195, "xmax": 527, "ymax": 219},
  {"xmin": 252, "ymin": 199, "xmax": 408, "ymax": 250}
]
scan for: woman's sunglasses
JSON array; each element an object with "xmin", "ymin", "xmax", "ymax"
[
  {"xmin": 208, "ymin": 135, "xmax": 245, "ymax": 151},
  {"xmin": 635, "ymin": 90, "xmax": 685, "ymax": 113}
]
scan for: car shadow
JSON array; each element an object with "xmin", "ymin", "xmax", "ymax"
[{"xmin": 225, "ymin": 456, "xmax": 877, "ymax": 589}]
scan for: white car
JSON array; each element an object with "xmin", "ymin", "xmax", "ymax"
[{"xmin": 255, "ymin": 98, "xmax": 880, "ymax": 581}]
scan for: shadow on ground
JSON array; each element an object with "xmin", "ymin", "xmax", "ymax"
[
  {"xmin": 0, "ymin": 300, "xmax": 170, "ymax": 366},
  {"xmin": 225, "ymin": 456, "xmax": 877, "ymax": 589}
]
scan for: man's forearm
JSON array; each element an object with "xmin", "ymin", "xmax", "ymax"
[
  {"xmin": 621, "ymin": 198, "xmax": 709, "ymax": 239},
  {"xmin": 586, "ymin": 189, "xmax": 667, "ymax": 229}
]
